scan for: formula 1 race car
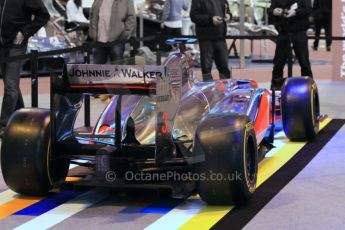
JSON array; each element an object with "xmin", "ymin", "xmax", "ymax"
[{"xmin": 1, "ymin": 38, "xmax": 320, "ymax": 205}]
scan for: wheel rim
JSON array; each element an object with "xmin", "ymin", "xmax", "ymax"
[
  {"xmin": 312, "ymin": 87, "xmax": 320, "ymax": 127},
  {"xmin": 47, "ymin": 138, "xmax": 53, "ymax": 185},
  {"xmin": 245, "ymin": 135, "xmax": 256, "ymax": 185}
]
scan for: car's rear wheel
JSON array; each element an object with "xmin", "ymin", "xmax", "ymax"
[
  {"xmin": 194, "ymin": 114, "xmax": 258, "ymax": 205},
  {"xmin": 281, "ymin": 77, "xmax": 320, "ymax": 141},
  {"xmin": 1, "ymin": 108, "xmax": 69, "ymax": 196}
]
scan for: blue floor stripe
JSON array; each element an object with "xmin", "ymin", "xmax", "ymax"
[
  {"xmin": 265, "ymin": 119, "xmax": 283, "ymax": 139},
  {"xmin": 139, "ymin": 198, "xmax": 182, "ymax": 214},
  {"xmin": 275, "ymin": 119, "xmax": 283, "ymax": 132},
  {"xmin": 13, "ymin": 190, "xmax": 86, "ymax": 216}
]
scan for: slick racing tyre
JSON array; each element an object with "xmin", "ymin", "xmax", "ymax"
[
  {"xmin": 281, "ymin": 77, "xmax": 320, "ymax": 141},
  {"xmin": 194, "ymin": 114, "xmax": 258, "ymax": 205},
  {"xmin": 1, "ymin": 108, "xmax": 69, "ymax": 196}
]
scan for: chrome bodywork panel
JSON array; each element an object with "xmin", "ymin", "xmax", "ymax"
[{"xmin": 93, "ymin": 51, "xmax": 270, "ymax": 146}]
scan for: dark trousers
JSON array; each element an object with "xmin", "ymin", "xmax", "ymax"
[
  {"xmin": 0, "ymin": 45, "xmax": 26, "ymax": 129},
  {"xmin": 161, "ymin": 27, "xmax": 182, "ymax": 51},
  {"xmin": 313, "ymin": 15, "xmax": 332, "ymax": 48},
  {"xmin": 93, "ymin": 41, "xmax": 125, "ymax": 64},
  {"xmin": 272, "ymin": 31, "xmax": 313, "ymax": 81},
  {"xmin": 199, "ymin": 39, "xmax": 231, "ymax": 81}
]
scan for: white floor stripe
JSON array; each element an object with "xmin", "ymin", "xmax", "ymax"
[
  {"xmin": 145, "ymin": 131, "xmax": 288, "ymax": 230},
  {"xmin": 69, "ymin": 164, "xmax": 78, "ymax": 170},
  {"xmin": 0, "ymin": 190, "xmax": 18, "ymax": 206},
  {"xmin": 14, "ymin": 188, "xmax": 110, "ymax": 230},
  {"xmin": 145, "ymin": 197, "xmax": 205, "ymax": 230},
  {"xmin": 265, "ymin": 131, "xmax": 288, "ymax": 157}
]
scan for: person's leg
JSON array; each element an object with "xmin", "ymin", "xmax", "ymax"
[
  {"xmin": 293, "ymin": 31, "xmax": 313, "ymax": 78},
  {"xmin": 213, "ymin": 40, "xmax": 231, "ymax": 79},
  {"xmin": 324, "ymin": 14, "xmax": 332, "ymax": 50},
  {"xmin": 161, "ymin": 27, "xmax": 173, "ymax": 51},
  {"xmin": 109, "ymin": 41, "xmax": 125, "ymax": 64},
  {"xmin": 199, "ymin": 40, "xmax": 214, "ymax": 81},
  {"xmin": 172, "ymin": 28, "xmax": 182, "ymax": 37},
  {"xmin": 92, "ymin": 44, "xmax": 109, "ymax": 98},
  {"xmin": 0, "ymin": 46, "xmax": 26, "ymax": 129},
  {"xmin": 166, "ymin": 28, "xmax": 183, "ymax": 51},
  {"xmin": 161, "ymin": 27, "xmax": 182, "ymax": 51},
  {"xmin": 313, "ymin": 19, "xmax": 321, "ymax": 50},
  {"xmin": 93, "ymin": 43, "xmax": 108, "ymax": 64},
  {"xmin": 272, "ymin": 34, "xmax": 289, "ymax": 88}
]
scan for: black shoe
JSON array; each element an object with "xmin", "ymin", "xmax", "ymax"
[
  {"xmin": 312, "ymin": 45, "xmax": 318, "ymax": 51},
  {"xmin": 326, "ymin": 46, "xmax": 331, "ymax": 52}
]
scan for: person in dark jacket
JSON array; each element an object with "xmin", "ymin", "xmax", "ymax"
[
  {"xmin": 268, "ymin": 0, "xmax": 313, "ymax": 89},
  {"xmin": 190, "ymin": 0, "xmax": 231, "ymax": 81},
  {"xmin": 312, "ymin": 0, "xmax": 332, "ymax": 51},
  {"xmin": 0, "ymin": 0, "xmax": 49, "ymax": 137}
]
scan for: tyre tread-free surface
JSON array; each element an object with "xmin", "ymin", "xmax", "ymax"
[{"xmin": 281, "ymin": 77, "xmax": 320, "ymax": 141}]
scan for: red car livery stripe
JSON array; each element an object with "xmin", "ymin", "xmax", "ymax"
[
  {"xmin": 69, "ymin": 84, "xmax": 156, "ymax": 90},
  {"xmin": 254, "ymin": 91, "xmax": 270, "ymax": 142}
]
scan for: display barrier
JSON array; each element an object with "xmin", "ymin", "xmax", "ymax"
[{"xmin": 0, "ymin": 33, "xmax": 341, "ymax": 128}]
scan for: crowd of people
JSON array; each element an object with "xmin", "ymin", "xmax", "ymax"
[{"xmin": 0, "ymin": 0, "xmax": 333, "ymax": 137}]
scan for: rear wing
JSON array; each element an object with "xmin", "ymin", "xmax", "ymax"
[
  {"xmin": 59, "ymin": 64, "xmax": 165, "ymax": 95},
  {"xmin": 55, "ymin": 63, "xmax": 183, "ymax": 164}
]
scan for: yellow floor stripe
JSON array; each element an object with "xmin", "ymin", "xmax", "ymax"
[
  {"xmin": 179, "ymin": 118, "xmax": 332, "ymax": 230},
  {"xmin": 258, "ymin": 117, "xmax": 331, "ymax": 185},
  {"xmin": 0, "ymin": 176, "xmax": 82, "ymax": 220},
  {"xmin": 258, "ymin": 142, "xmax": 305, "ymax": 186},
  {"xmin": 65, "ymin": 176, "xmax": 82, "ymax": 182}
]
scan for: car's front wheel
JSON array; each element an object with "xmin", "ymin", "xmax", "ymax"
[{"xmin": 281, "ymin": 77, "xmax": 320, "ymax": 141}]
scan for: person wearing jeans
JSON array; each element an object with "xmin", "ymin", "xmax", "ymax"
[
  {"xmin": 89, "ymin": 0, "xmax": 136, "ymax": 64},
  {"xmin": 92, "ymin": 40, "xmax": 125, "ymax": 64},
  {"xmin": 0, "ymin": 46, "xmax": 26, "ymax": 131},
  {"xmin": 190, "ymin": 0, "xmax": 232, "ymax": 81},
  {"xmin": 0, "ymin": 0, "xmax": 49, "ymax": 137}
]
